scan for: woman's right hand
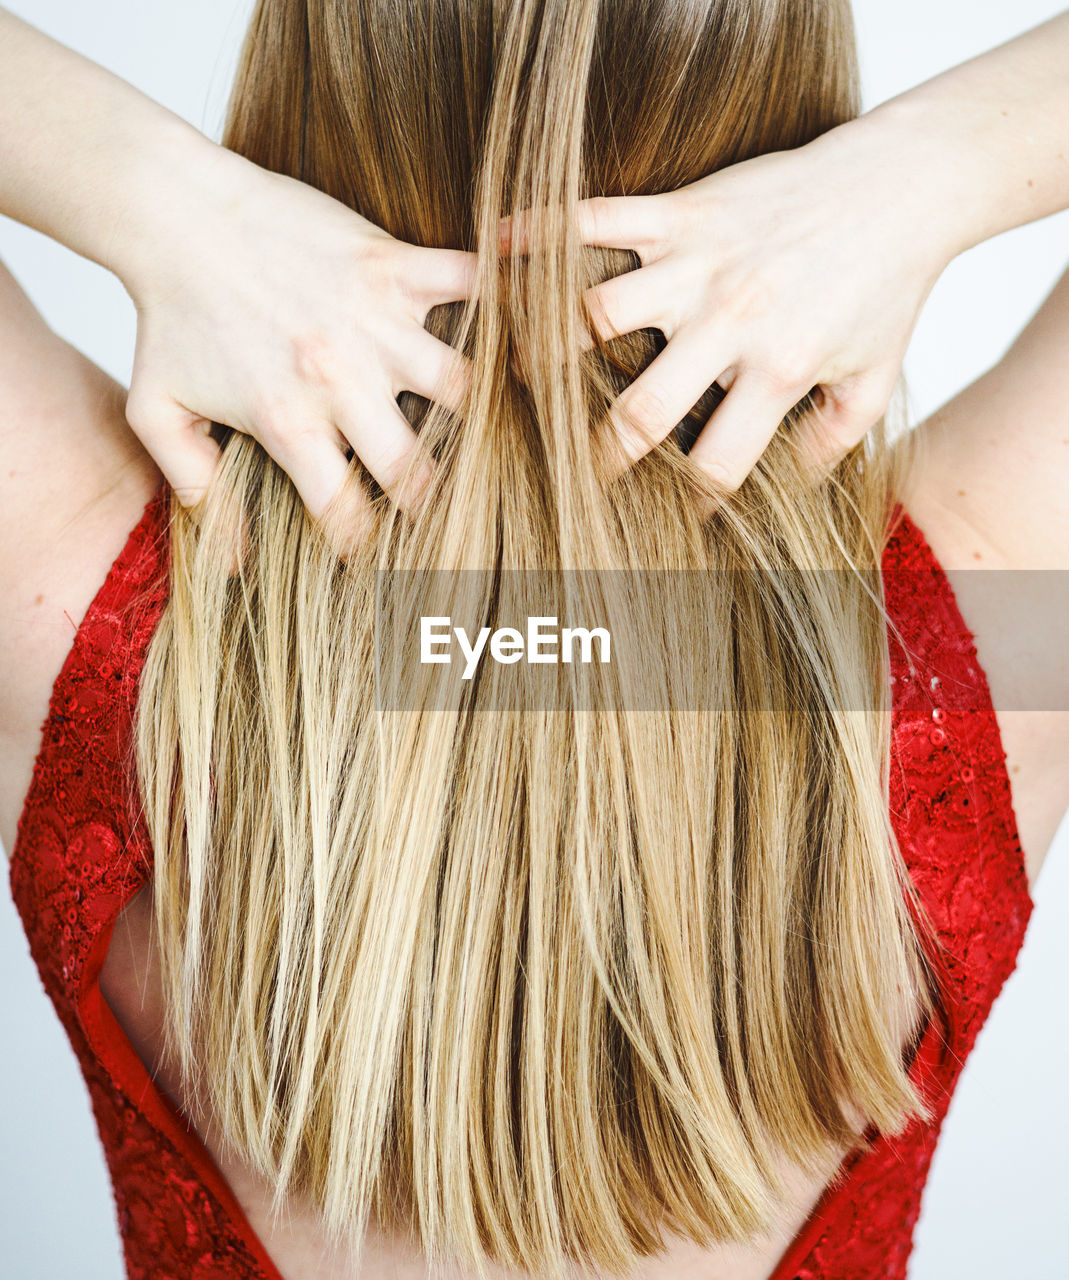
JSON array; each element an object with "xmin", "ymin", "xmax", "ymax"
[{"xmin": 503, "ymin": 109, "xmax": 962, "ymax": 487}]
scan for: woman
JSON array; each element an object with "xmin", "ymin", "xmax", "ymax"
[{"xmin": 2, "ymin": 3, "xmax": 1067, "ymax": 1279}]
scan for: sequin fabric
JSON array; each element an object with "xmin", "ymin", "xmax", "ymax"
[{"xmin": 8, "ymin": 482, "xmax": 1034, "ymax": 1280}]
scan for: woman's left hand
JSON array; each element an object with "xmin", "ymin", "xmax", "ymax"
[{"xmin": 119, "ymin": 137, "xmax": 477, "ymax": 529}]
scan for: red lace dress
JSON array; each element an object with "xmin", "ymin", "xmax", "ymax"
[{"xmin": 9, "ymin": 479, "xmax": 1034, "ymax": 1280}]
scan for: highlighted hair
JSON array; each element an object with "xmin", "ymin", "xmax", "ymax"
[{"xmin": 135, "ymin": 1, "xmax": 935, "ymax": 1275}]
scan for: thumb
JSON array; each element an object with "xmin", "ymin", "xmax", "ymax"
[
  {"xmin": 125, "ymin": 391, "xmax": 222, "ymax": 509},
  {"xmin": 791, "ymin": 377, "xmax": 892, "ymax": 485}
]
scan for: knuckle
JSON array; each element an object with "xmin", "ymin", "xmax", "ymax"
[
  {"xmin": 835, "ymin": 380, "xmax": 888, "ymax": 428},
  {"xmin": 730, "ymin": 269, "xmax": 776, "ymax": 328},
  {"xmin": 584, "ymin": 196, "xmax": 612, "ymax": 234},
  {"xmin": 808, "ymin": 418, "xmax": 849, "ymax": 456},
  {"xmin": 664, "ymin": 188, "xmax": 702, "ymax": 240},
  {"xmin": 763, "ymin": 348, "xmax": 815, "ymax": 397},
  {"xmin": 376, "ymin": 445, "xmax": 416, "ymax": 493},
  {"xmin": 124, "ymin": 389, "xmax": 163, "ymax": 433},
  {"xmin": 290, "ymin": 330, "xmax": 338, "ymax": 388},
  {"xmin": 358, "ymin": 229, "xmax": 395, "ymax": 266},
  {"xmin": 248, "ymin": 396, "xmax": 292, "ymax": 449},
  {"xmin": 584, "ymin": 288, "xmax": 618, "ymax": 340},
  {"xmin": 360, "ymin": 234, "xmax": 403, "ymax": 291},
  {"xmin": 438, "ymin": 354, "xmax": 472, "ymax": 406}
]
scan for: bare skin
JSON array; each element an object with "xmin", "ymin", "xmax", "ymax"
[
  {"xmin": 1, "ymin": 7, "xmax": 1068, "ymax": 1280},
  {"xmin": 0, "ymin": 318, "xmax": 1056, "ymax": 1278},
  {"xmin": 0, "ymin": 10, "xmax": 475, "ymax": 543}
]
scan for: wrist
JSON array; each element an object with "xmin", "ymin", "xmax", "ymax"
[
  {"xmin": 110, "ymin": 118, "xmax": 247, "ymax": 306},
  {"xmin": 860, "ymin": 93, "xmax": 995, "ymax": 265},
  {"xmin": 0, "ymin": 12, "xmax": 244, "ymax": 294},
  {"xmin": 852, "ymin": 13, "xmax": 1069, "ymax": 261},
  {"xmin": 833, "ymin": 98, "xmax": 981, "ymax": 274},
  {"xmin": 110, "ymin": 119, "xmax": 267, "ymax": 314},
  {"xmin": 800, "ymin": 105, "xmax": 964, "ymax": 296}
]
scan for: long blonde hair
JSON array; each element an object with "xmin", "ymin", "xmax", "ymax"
[{"xmin": 134, "ymin": 1, "xmax": 935, "ymax": 1275}]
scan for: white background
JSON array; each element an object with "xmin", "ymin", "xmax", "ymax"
[{"xmin": 1, "ymin": 1, "xmax": 1067, "ymax": 1275}]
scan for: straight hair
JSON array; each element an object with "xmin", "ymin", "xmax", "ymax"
[{"xmin": 134, "ymin": 1, "xmax": 936, "ymax": 1275}]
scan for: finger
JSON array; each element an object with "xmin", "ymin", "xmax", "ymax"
[
  {"xmin": 262, "ymin": 423, "xmax": 367, "ymax": 521},
  {"xmin": 580, "ymin": 260, "xmax": 678, "ymax": 350},
  {"xmin": 601, "ymin": 328, "xmax": 734, "ymax": 474},
  {"xmin": 332, "ymin": 393, "xmax": 436, "ymax": 510},
  {"xmin": 577, "ymin": 194, "xmax": 676, "ymax": 255},
  {"xmin": 789, "ymin": 380, "xmax": 891, "ymax": 484},
  {"xmin": 499, "ymin": 193, "xmax": 673, "ymax": 262},
  {"xmin": 687, "ymin": 373, "xmax": 809, "ymax": 491},
  {"xmin": 401, "ymin": 244, "xmax": 479, "ymax": 307},
  {"xmin": 789, "ymin": 412, "xmax": 855, "ymax": 485},
  {"xmin": 262, "ymin": 426, "xmax": 376, "ymax": 559},
  {"xmin": 125, "ymin": 394, "xmax": 221, "ymax": 510},
  {"xmin": 497, "ymin": 206, "xmax": 541, "ymax": 255},
  {"xmin": 398, "ymin": 328, "xmax": 472, "ymax": 413}
]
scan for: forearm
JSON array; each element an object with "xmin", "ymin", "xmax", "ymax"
[
  {"xmin": 853, "ymin": 9, "xmax": 1069, "ymax": 263},
  {"xmin": 0, "ymin": 8, "xmax": 225, "ymax": 295}
]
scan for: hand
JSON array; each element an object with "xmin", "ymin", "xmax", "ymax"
[
  {"xmin": 120, "ymin": 139, "xmax": 476, "ymax": 532},
  {"xmin": 503, "ymin": 114, "xmax": 955, "ymax": 487}
]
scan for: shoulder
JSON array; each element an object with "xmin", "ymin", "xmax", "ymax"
[
  {"xmin": 899, "ymin": 262, "xmax": 1069, "ymax": 573},
  {"xmin": 0, "ymin": 260, "xmax": 162, "ymax": 855},
  {"xmin": 897, "ymin": 276, "xmax": 1069, "ymax": 890},
  {"xmin": 0, "ymin": 260, "xmax": 161, "ymax": 582}
]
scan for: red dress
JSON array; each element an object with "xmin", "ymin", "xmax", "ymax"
[{"xmin": 9, "ymin": 479, "xmax": 1034, "ymax": 1280}]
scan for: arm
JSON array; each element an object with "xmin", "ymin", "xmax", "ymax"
[
  {"xmin": 864, "ymin": 10, "xmax": 1069, "ymax": 570},
  {"xmin": 0, "ymin": 8, "xmax": 215, "ymax": 291},
  {"xmin": 543, "ymin": 9, "xmax": 1069, "ymax": 884},
  {"xmin": 869, "ymin": 10, "xmax": 1069, "ymax": 261},
  {"xmin": 898, "ymin": 259, "xmax": 1069, "ymax": 571},
  {"xmin": 0, "ymin": 6, "xmax": 475, "ymax": 856},
  {"xmin": 549, "ymin": 9, "xmax": 1069, "ymax": 509},
  {"xmin": 0, "ymin": 7, "xmax": 192, "ymax": 581},
  {"xmin": 0, "ymin": 8, "xmax": 473, "ymax": 544}
]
